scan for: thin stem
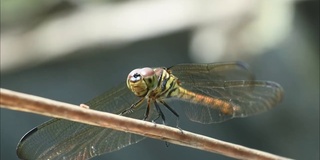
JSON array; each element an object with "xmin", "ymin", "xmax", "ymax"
[{"xmin": 0, "ymin": 88, "xmax": 292, "ymax": 160}]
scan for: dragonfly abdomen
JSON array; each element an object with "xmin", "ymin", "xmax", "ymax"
[{"xmin": 176, "ymin": 87, "xmax": 235, "ymax": 115}]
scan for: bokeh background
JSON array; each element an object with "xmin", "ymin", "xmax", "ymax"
[{"xmin": 1, "ymin": 0, "xmax": 319, "ymax": 159}]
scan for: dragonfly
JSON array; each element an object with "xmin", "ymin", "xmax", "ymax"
[{"xmin": 16, "ymin": 62, "xmax": 283, "ymax": 160}]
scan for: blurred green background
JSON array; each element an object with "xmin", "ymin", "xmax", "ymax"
[{"xmin": 1, "ymin": 0, "xmax": 319, "ymax": 159}]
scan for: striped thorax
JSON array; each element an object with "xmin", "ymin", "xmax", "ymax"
[{"xmin": 126, "ymin": 67, "xmax": 180, "ymax": 99}]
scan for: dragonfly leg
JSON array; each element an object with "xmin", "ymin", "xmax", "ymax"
[
  {"xmin": 153, "ymin": 101, "xmax": 166, "ymax": 124},
  {"xmin": 120, "ymin": 97, "xmax": 145, "ymax": 116},
  {"xmin": 143, "ymin": 99, "xmax": 151, "ymax": 120},
  {"xmin": 159, "ymin": 100, "xmax": 183, "ymax": 133}
]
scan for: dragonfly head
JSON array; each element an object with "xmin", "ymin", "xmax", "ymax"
[{"xmin": 127, "ymin": 67, "xmax": 159, "ymax": 97}]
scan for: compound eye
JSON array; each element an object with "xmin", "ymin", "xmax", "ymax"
[
  {"xmin": 140, "ymin": 67, "xmax": 155, "ymax": 77},
  {"xmin": 131, "ymin": 73, "xmax": 141, "ymax": 82},
  {"xmin": 128, "ymin": 69, "xmax": 142, "ymax": 82}
]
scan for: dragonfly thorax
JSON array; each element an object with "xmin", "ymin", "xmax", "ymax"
[{"xmin": 127, "ymin": 67, "xmax": 161, "ymax": 97}]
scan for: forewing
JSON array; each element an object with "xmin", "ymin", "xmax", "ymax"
[
  {"xmin": 17, "ymin": 84, "xmax": 156, "ymax": 160},
  {"xmin": 169, "ymin": 61, "xmax": 254, "ymax": 86}
]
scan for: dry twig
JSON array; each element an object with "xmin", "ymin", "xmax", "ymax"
[{"xmin": 0, "ymin": 88, "xmax": 292, "ymax": 160}]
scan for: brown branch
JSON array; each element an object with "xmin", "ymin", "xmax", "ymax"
[{"xmin": 0, "ymin": 88, "xmax": 292, "ymax": 160}]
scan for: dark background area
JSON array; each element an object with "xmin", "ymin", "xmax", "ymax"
[{"xmin": 1, "ymin": 1, "xmax": 319, "ymax": 160}]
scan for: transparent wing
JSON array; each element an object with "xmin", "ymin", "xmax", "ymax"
[
  {"xmin": 168, "ymin": 61, "xmax": 254, "ymax": 85},
  {"xmin": 168, "ymin": 62, "xmax": 283, "ymax": 124},
  {"xmin": 17, "ymin": 84, "xmax": 157, "ymax": 160}
]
